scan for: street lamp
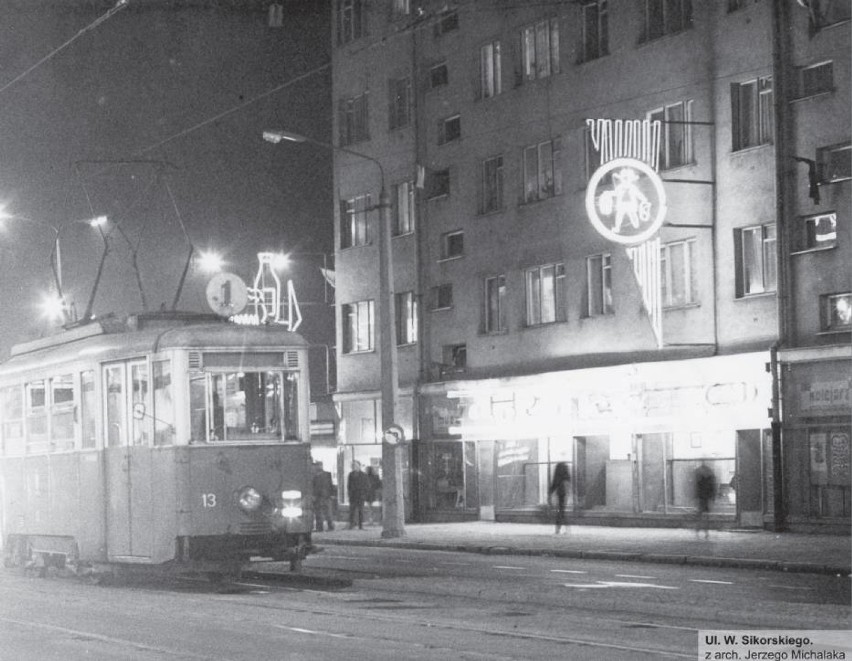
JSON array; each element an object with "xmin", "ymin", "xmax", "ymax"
[{"xmin": 263, "ymin": 128, "xmax": 405, "ymax": 539}]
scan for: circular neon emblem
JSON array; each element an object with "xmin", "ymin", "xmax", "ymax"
[{"xmin": 585, "ymin": 157, "xmax": 667, "ymax": 245}]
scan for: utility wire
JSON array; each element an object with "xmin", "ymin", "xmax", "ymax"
[{"xmin": 0, "ymin": 0, "xmax": 129, "ymax": 98}]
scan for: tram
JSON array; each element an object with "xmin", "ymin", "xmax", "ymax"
[{"xmin": 0, "ymin": 311, "xmax": 315, "ymax": 578}]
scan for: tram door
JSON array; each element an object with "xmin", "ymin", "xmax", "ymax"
[{"xmin": 104, "ymin": 362, "xmax": 154, "ymax": 559}]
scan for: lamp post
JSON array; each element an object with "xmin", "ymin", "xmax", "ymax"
[{"xmin": 264, "ymin": 129, "xmax": 405, "ymax": 538}]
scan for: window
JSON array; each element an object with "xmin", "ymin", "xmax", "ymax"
[
  {"xmin": 429, "ymin": 168, "xmax": 450, "ymax": 198},
  {"xmin": 104, "ymin": 365, "xmax": 125, "ymax": 448},
  {"xmin": 388, "ymin": 76, "xmax": 411, "ymax": 130},
  {"xmin": 438, "ymin": 115, "xmax": 461, "ymax": 145},
  {"xmin": 735, "ymin": 224, "xmax": 777, "ymax": 297},
  {"xmin": 395, "ymin": 291, "xmax": 417, "ymax": 345},
  {"xmin": 429, "ymin": 62, "xmax": 448, "ymax": 89},
  {"xmin": 431, "ymin": 284, "xmax": 453, "ymax": 310},
  {"xmin": 521, "ymin": 19, "xmax": 560, "ymax": 81},
  {"xmin": 340, "ymin": 194, "xmax": 371, "ymax": 249},
  {"xmin": 727, "ymin": 0, "xmax": 747, "ymax": 11},
  {"xmin": 818, "ymin": 144, "xmax": 851, "ymax": 183},
  {"xmin": 434, "ymin": 9, "xmax": 459, "ymax": 36},
  {"xmin": 338, "ymin": 92, "xmax": 370, "ymax": 146},
  {"xmin": 799, "ymin": 212, "xmax": 837, "ymax": 251},
  {"xmin": 130, "ymin": 361, "xmax": 150, "ymax": 447},
  {"xmin": 153, "ymin": 359, "xmax": 174, "ymax": 446},
  {"xmin": 479, "ymin": 41, "xmax": 502, "ymax": 98},
  {"xmin": 731, "ymin": 77, "xmax": 773, "ymax": 151},
  {"xmin": 660, "ymin": 239, "xmax": 697, "ymax": 307},
  {"xmin": 268, "ymin": 3, "xmax": 283, "ymax": 27},
  {"xmin": 343, "ymin": 300, "xmax": 375, "ymax": 353},
  {"xmin": 643, "ymin": 0, "xmax": 692, "ymax": 41},
  {"xmin": 526, "ymin": 263, "xmax": 566, "ymax": 325},
  {"xmin": 485, "ymin": 275, "xmax": 507, "ymax": 333},
  {"xmin": 586, "ymin": 254, "xmax": 613, "ymax": 316},
  {"xmin": 80, "ymin": 371, "xmax": 96, "ymax": 449},
  {"xmin": 480, "ymin": 155, "xmax": 504, "ymax": 213},
  {"xmin": 337, "ymin": 0, "xmax": 365, "ymax": 45},
  {"xmin": 443, "ymin": 344, "xmax": 467, "ymax": 371},
  {"xmin": 392, "ymin": 181, "xmax": 415, "ymax": 235},
  {"xmin": 392, "ymin": 0, "xmax": 410, "ymax": 18},
  {"xmin": 50, "ymin": 374, "xmax": 75, "ymax": 451},
  {"xmin": 797, "ymin": 61, "xmax": 834, "ymax": 99},
  {"xmin": 823, "ymin": 293, "xmax": 852, "ymax": 332},
  {"xmin": 1, "ymin": 386, "xmax": 24, "ymax": 456},
  {"xmin": 441, "ymin": 231, "xmax": 464, "ymax": 260},
  {"xmin": 648, "ymin": 100, "xmax": 693, "ymax": 170},
  {"xmin": 580, "ymin": 1, "xmax": 608, "ymax": 63},
  {"xmin": 523, "ymin": 138, "xmax": 562, "ymax": 202}
]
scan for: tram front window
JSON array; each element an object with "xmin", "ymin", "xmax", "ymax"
[{"xmin": 192, "ymin": 370, "xmax": 300, "ymax": 443}]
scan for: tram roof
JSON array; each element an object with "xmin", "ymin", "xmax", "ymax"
[{"xmin": 1, "ymin": 312, "xmax": 308, "ymax": 374}]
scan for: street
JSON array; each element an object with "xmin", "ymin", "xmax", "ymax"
[{"xmin": 0, "ymin": 546, "xmax": 848, "ymax": 660}]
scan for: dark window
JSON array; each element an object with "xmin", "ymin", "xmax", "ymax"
[
  {"xmin": 337, "ymin": 0, "xmax": 365, "ymax": 45},
  {"xmin": 580, "ymin": 1, "xmax": 608, "ymax": 63},
  {"xmin": 438, "ymin": 115, "xmax": 461, "ymax": 145},
  {"xmin": 485, "ymin": 275, "xmax": 507, "ymax": 333},
  {"xmin": 338, "ymin": 92, "xmax": 370, "ymax": 146},
  {"xmin": 429, "ymin": 169, "xmax": 451, "ymax": 198},
  {"xmin": 480, "ymin": 155, "xmax": 504, "ymax": 213},
  {"xmin": 798, "ymin": 61, "xmax": 834, "ymax": 98},
  {"xmin": 441, "ymin": 231, "xmax": 464, "ymax": 260},
  {"xmin": 643, "ymin": 0, "xmax": 692, "ymax": 41},
  {"xmin": 388, "ymin": 76, "xmax": 411, "ymax": 130},
  {"xmin": 434, "ymin": 10, "xmax": 459, "ymax": 36},
  {"xmin": 431, "ymin": 284, "xmax": 453, "ymax": 310},
  {"xmin": 822, "ymin": 293, "xmax": 852, "ymax": 332},
  {"xmin": 430, "ymin": 62, "xmax": 448, "ymax": 89},
  {"xmin": 731, "ymin": 77, "xmax": 773, "ymax": 151},
  {"xmin": 818, "ymin": 144, "xmax": 851, "ymax": 183},
  {"xmin": 648, "ymin": 100, "xmax": 694, "ymax": 169},
  {"xmin": 523, "ymin": 139, "xmax": 562, "ymax": 202},
  {"xmin": 443, "ymin": 344, "xmax": 467, "ymax": 371}
]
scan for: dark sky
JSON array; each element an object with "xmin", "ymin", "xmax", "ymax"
[{"xmin": 0, "ymin": 0, "xmax": 332, "ymax": 354}]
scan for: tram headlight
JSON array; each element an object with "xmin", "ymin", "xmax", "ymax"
[
  {"xmin": 236, "ymin": 486, "xmax": 263, "ymax": 513},
  {"xmin": 280, "ymin": 490, "xmax": 303, "ymax": 519}
]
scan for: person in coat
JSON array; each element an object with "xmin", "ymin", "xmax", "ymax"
[
  {"xmin": 312, "ymin": 461, "xmax": 335, "ymax": 532},
  {"xmin": 548, "ymin": 462, "xmax": 571, "ymax": 535},
  {"xmin": 347, "ymin": 461, "xmax": 370, "ymax": 530}
]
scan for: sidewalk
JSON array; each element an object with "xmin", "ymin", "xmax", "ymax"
[{"xmin": 312, "ymin": 521, "xmax": 851, "ymax": 576}]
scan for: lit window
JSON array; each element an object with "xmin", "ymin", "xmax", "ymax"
[
  {"xmin": 521, "ymin": 19, "xmax": 560, "ymax": 81},
  {"xmin": 392, "ymin": 0, "xmax": 410, "ymax": 18},
  {"xmin": 479, "ymin": 41, "xmax": 502, "ymax": 98},
  {"xmin": 429, "ymin": 62, "xmax": 448, "ymax": 89},
  {"xmin": 340, "ymin": 194, "xmax": 371, "ymax": 249},
  {"xmin": 660, "ymin": 239, "xmax": 697, "ymax": 308},
  {"xmin": 643, "ymin": 0, "xmax": 692, "ymax": 41},
  {"xmin": 585, "ymin": 254, "xmax": 613, "ymax": 316},
  {"xmin": 152, "ymin": 360, "xmax": 174, "ymax": 446},
  {"xmin": 395, "ymin": 291, "xmax": 417, "ymax": 345},
  {"xmin": 523, "ymin": 138, "xmax": 562, "ymax": 202},
  {"xmin": 731, "ymin": 77, "xmax": 773, "ymax": 151},
  {"xmin": 337, "ymin": 0, "xmax": 365, "ymax": 45},
  {"xmin": 735, "ymin": 224, "xmax": 776, "ymax": 297},
  {"xmin": 580, "ymin": 0, "xmax": 608, "ymax": 63},
  {"xmin": 438, "ymin": 115, "xmax": 461, "ymax": 145},
  {"xmin": 338, "ymin": 92, "xmax": 370, "ymax": 146},
  {"xmin": 392, "ymin": 181, "xmax": 415, "ymax": 236},
  {"xmin": 526, "ymin": 263, "xmax": 566, "ymax": 325},
  {"xmin": 648, "ymin": 100, "xmax": 693, "ymax": 170},
  {"xmin": 431, "ymin": 284, "xmax": 453, "ymax": 310},
  {"xmin": 799, "ymin": 212, "xmax": 837, "ymax": 251},
  {"xmin": 823, "ymin": 293, "xmax": 852, "ymax": 332},
  {"xmin": 342, "ymin": 300, "xmax": 374, "ymax": 353},
  {"xmin": 440, "ymin": 231, "xmax": 464, "ymax": 260},
  {"xmin": 818, "ymin": 144, "xmax": 851, "ymax": 183},
  {"xmin": 388, "ymin": 76, "xmax": 411, "ymax": 130},
  {"xmin": 797, "ymin": 61, "xmax": 834, "ymax": 98},
  {"xmin": 485, "ymin": 275, "xmax": 507, "ymax": 334},
  {"xmin": 268, "ymin": 3, "xmax": 283, "ymax": 28},
  {"xmin": 480, "ymin": 155, "xmax": 504, "ymax": 213}
]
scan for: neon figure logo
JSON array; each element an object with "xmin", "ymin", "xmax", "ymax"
[{"xmin": 585, "ymin": 157, "xmax": 667, "ymax": 246}]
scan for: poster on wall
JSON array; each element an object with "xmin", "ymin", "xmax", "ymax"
[
  {"xmin": 829, "ymin": 432, "xmax": 850, "ymax": 485},
  {"xmin": 810, "ymin": 432, "xmax": 829, "ymax": 485}
]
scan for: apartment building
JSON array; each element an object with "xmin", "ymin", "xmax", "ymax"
[{"xmin": 328, "ymin": 0, "xmax": 850, "ymax": 531}]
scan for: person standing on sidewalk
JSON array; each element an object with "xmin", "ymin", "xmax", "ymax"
[
  {"xmin": 365, "ymin": 465, "xmax": 382, "ymax": 525},
  {"xmin": 694, "ymin": 461, "xmax": 716, "ymax": 539},
  {"xmin": 548, "ymin": 462, "xmax": 571, "ymax": 535},
  {"xmin": 312, "ymin": 461, "xmax": 335, "ymax": 532},
  {"xmin": 347, "ymin": 461, "xmax": 370, "ymax": 530}
]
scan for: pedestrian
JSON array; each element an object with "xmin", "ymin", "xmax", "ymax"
[
  {"xmin": 365, "ymin": 466, "xmax": 382, "ymax": 525},
  {"xmin": 694, "ymin": 461, "xmax": 716, "ymax": 539},
  {"xmin": 548, "ymin": 462, "xmax": 571, "ymax": 535},
  {"xmin": 347, "ymin": 461, "xmax": 370, "ymax": 530},
  {"xmin": 312, "ymin": 461, "xmax": 335, "ymax": 532}
]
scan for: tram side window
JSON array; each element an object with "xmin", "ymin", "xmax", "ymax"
[
  {"xmin": 105, "ymin": 365, "xmax": 125, "ymax": 447},
  {"xmin": 26, "ymin": 381, "xmax": 48, "ymax": 453},
  {"xmin": 189, "ymin": 373, "xmax": 207, "ymax": 443},
  {"xmin": 1, "ymin": 385, "xmax": 24, "ymax": 456},
  {"xmin": 153, "ymin": 360, "xmax": 174, "ymax": 446},
  {"xmin": 130, "ymin": 361, "xmax": 150, "ymax": 446},
  {"xmin": 50, "ymin": 374, "xmax": 75, "ymax": 451},
  {"xmin": 81, "ymin": 371, "xmax": 96, "ymax": 449}
]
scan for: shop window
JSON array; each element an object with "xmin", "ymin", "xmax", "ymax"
[
  {"xmin": 484, "ymin": 274, "xmax": 507, "ymax": 334},
  {"xmin": 520, "ymin": 18, "xmax": 560, "ymax": 82},
  {"xmin": 392, "ymin": 181, "xmax": 415, "ymax": 236},
  {"xmin": 810, "ymin": 430, "xmax": 851, "ymax": 518},
  {"xmin": 440, "ymin": 230, "xmax": 464, "ymax": 260},
  {"xmin": 642, "ymin": 0, "xmax": 692, "ymax": 42},
  {"xmin": 425, "ymin": 441, "xmax": 474, "ymax": 510},
  {"xmin": 821, "ymin": 293, "xmax": 852, "ymax": 332},
  {"xmin": 523, "ymin": 138, "xmax": 562, "ymax": 202},
  {"xmin": 388, "ymin": 76, "xmax": 411, "ymax": 130},
  {"xmin": 340, "ymin": 193, "xmax": 371, "ymax": 249},
  {"xmin": 480, "ymin": 155, "xmax": 504, "ymax": 213},
  {"xmin": 731, "ymin": 77, "xmax": 773, "ymax": 151},
  {"xmin": 734, "ymin": 224, "xmax": 776, "ymax": 297},
  {"xmin": 585, "ymin": 253, "xmax": 613, "ymax": 316},
  {"xmin": 395, "ymin": 291, "xmax": 417, "ymax": 345},
  {"xmin": 818, "ymin": 143, "xmax": 851, "ymax": 183},
  {"xmin": 342, "ymin": 300, "xmax": 375, "ymax": 353},
  {"xmin": 798, "ymin": 212, "xmax": 837, "ymax": 251},
  {"xmin": 495, "ymin": 439, "xmax": 541, "ymax": 509},
  {"xmin": 526, "ymin": 263, "xmax": 566, "ymax": 325},
  {"xmin": 579, "ymin": 1, "xmax": 608, "ymax": 63},
  {"xmin": 648, "ymin": 100, "xmax": 693, "ymax": 170}
]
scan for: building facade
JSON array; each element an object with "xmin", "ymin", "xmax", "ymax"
[{"xmin": 329, "ymin": 0, "xmax": 850, "ymax": 531}]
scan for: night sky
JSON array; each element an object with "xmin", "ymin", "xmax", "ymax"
[{"xmin": 0, "ymin": 0, "xmax": 332, "ymax": 354}]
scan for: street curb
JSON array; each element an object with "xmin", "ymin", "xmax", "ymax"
[{"xmin": 316, "ymin": 538, "xmax": 851, "ymax": 576}]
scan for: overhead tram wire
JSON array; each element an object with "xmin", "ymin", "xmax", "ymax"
[{"xmin": 0, "ymin": 0, "xmax": 130, "ymax": 99}]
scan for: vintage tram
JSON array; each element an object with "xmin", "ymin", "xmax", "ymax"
[{"xmin": 0, "ymin": 312, "xmax": 315, "ymax": 578}]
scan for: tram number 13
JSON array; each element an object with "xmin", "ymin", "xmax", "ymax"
[{"xmin": 201, "ymin": 493, "xmax": 217, "ymax": 508}]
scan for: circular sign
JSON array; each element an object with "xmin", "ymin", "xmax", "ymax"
[
  {"xmin": 584, "ymin": 157, "xmax": 667, "ymax": 245},
  {"xmin": 206, "ymin": 273, "xmax": 248, "ymax": 317},
  {"xmin": 382, "ymin": 424, "xmax": 405, "ymax": 445}
]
